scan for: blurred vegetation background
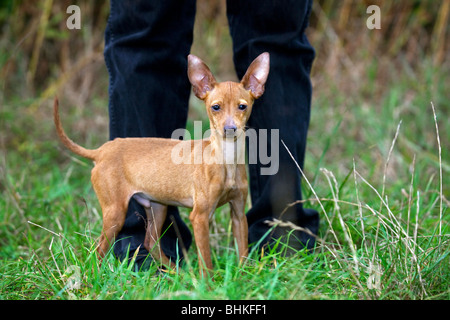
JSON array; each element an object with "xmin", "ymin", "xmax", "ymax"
[
  {"xmin": 1, "ymin": 0, "xmax": 448, "ymax": 97},
  {"xmin": 0, "ymin": 0, "xmax": 448, "ymax": 188}
]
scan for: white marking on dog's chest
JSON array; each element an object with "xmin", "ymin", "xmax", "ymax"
[
  {"xmin": 223, "ymin": 140, "xmax": 236, "ymax": 165},
  {"xmin": 225, "ymin": 164, "xmax": 236, "ymax": 185}
]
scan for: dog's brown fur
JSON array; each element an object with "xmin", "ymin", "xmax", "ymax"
[{"xmin": 54, "ymin": 53, "xmax": 270, "ymax": 276}]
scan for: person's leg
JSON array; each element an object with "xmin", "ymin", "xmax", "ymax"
[
  {"xmin": 104, "ymin": 0, "xmax": 196, "ymax": 268},
  {"xmin": 226, "ymin": 0, "xmax": 319, "ymax": 252}
]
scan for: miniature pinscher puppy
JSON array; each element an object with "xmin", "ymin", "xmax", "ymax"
[{"xmin": 54, "ymin": 53, "xmax": 270, "ymax": 276}]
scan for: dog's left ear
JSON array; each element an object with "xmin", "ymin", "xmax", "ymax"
[
  {"xmin": 241, "ymin": 52, "xmax": 270, "ymax": 99},
  {"xmin": 188, "ymin": 54, "xmax": 217, "ymax": 100}
]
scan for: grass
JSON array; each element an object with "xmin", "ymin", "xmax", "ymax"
[{"xmin": 0, "ymin": 57, "xmax": 448, "ymax": 300}]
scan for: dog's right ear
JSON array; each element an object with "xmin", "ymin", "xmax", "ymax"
[
  {"xmin": 241, "ymin": 52, "xmax": 270, "ymax": 99},
  {"xmin": 188, "ymin": 54, "xmax": 217, "ymax": 100}
]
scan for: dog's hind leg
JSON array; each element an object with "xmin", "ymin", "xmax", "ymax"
[
  {"xmin": 143, "ymin": 201, "xmax": 175, "ymax": 268},
  {"xmin": 97, "ymin": 204, "xmax": 127, "ymax": 259}
]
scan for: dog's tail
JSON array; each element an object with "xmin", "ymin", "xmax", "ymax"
[{"xmin": 53, "ymin": 97, "xmax": 98, "ymax": 161}]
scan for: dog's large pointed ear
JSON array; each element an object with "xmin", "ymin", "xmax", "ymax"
[
  {"xmin": 241, "ymin": 52, "xmax": 270, "ymax": 99},
  {"xmin": 188, "ymin": 54, "xmax": 217, "ymax": 100}
]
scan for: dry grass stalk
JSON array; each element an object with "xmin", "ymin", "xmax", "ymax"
[
  {"xmin": 431, "ymin": 102, "xmax": 443, "ymax": 241},
  {"xmin": 27, "ymin": 0, "xmax": 53, "ymax": 86}
]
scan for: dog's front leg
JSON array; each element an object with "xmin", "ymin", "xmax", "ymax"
[
  {"xmin": 229, "ymin": 198, "xmax": 248, "ymax": 265},
  {"xmin": 189, "ymin": 203, "xmax": 214, "ymax": 277}
]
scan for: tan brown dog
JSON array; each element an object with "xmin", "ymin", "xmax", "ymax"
[{"xmin": 54, "ymin": 53, "xmax": 270, "ymax": 276}]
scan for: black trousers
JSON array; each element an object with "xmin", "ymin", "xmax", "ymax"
[{"xmin": 104, "ymin": 0, "xmax": 319, "ymax": 267}]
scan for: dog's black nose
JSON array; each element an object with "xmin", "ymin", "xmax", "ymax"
[{"xmin": 224, "ymin": 125, "xmax": 237, "ymax": 135}]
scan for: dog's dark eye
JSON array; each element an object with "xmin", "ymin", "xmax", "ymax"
[
  {"xmin": 211, "ymin": 104, "xmax": 220, "ymax": 111},
  {"xmin": 238, "ymin": 104, "xmax": 247, "ymax": 110}
]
